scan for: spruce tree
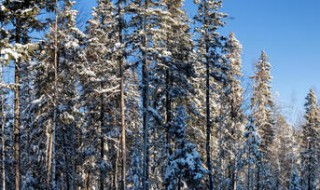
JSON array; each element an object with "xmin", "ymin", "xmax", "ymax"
[
  {"xmin": 251, "ymin": 51, "xmax": 275, "ymax": 189},
  {"xmin": 80, "ymin": 0, "xmax": 118, "ymax": 189},
  {"xmin": 164, "ymin": 105, "xmax": 205, "ymax": 190},
  {"xmin": 238, "ymin": 117, "xmax": 261, "ymax": 190},
  {"xmin": 194, "ymin": 1, "xmax": 227, "ymax": 188},
  {"xmin": 30, "ymin": 1, "xmax": 85, "ymax": 188},
  {"xmin": 219, "ymin": 33, "xmax": 244, "ymax": 190},
  {"xmin": 300, "ymin": 89, "xmax": 319, "ymax": 190}
]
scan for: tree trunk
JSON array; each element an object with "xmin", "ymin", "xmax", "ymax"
[
  {"xmin": 47, "ymin": 10, "xmax": 59, "ymax": 189},
  {"xmin": 247, "ymin": 146, "xmax": 251, "ymax": 190},
  {"xmin": 166, "ymin": 69, "xmax": 172, "ymax": 154},
  {"xmin": 203, "ymin": 1, "xmax": 213, "ymax": 189},
  {"xmin": 0, "ymin": 63, "xmax": 6, "ymax": 190},
  {"xmin": 205, "ymin": 38, "xmax": 213, "ymax": 190},
  {"xmin": 118, "ymin": 1, "xmax": 126, "ymax": 189},
  {"xmin": 14, "ymin": 18, "xmax": 21, "ymax": 190},
  {"xmin": 100, "ymin": 81, "xmax": 105, "ymax": 190},
  {"xmin": 142, "ymin": 0, "xmax": 150, "ymax": 189},
  {"xmin": 114, "ymin": 142, "xmax": 119, "ymax": 190}
]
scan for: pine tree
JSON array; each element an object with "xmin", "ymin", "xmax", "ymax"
[
  {"xmin": 30, "ymin": 1, "xmax": 85, "ymax": 188},
  {"xmin": 251, "ymin": 51, "xmax": 275, "ymax": 189},
  {"xmin": 140, "ymin": 1, "xmax": 196, "ymax": 188},
  {"xmin": 221, "ymin": 32, "xmax": 244, "ymax": 190},
  {"xmin": 0, "ymin": 54, "xmax": 9, "ymax": 190},
  {"xmin": 126, "ymin": 0, "xmax": 193, "ymax": 188},
  {"xmin": 1, "ymin": 1, "xmax": 55, "ymax": 189},
  {"xmin": 300, "ymin": 89, "xmax": 319, "ymax": 190},
  {"xmin": 80, "ymin": 0, "xmax": 118, "ymax": 189},
  {"xmin": 194, "ymin": 1, "xmax": 227, "ymax": 188}
]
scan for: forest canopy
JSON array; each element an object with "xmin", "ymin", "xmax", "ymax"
[{"xmin": 0, "ymin": 0, "xmax": 319, "ymax": 190}]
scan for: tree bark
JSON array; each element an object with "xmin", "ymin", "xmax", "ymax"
[
  {"xmin": 47, "ymin": 9, "xmax": 58, "ymax": 189},
  {"xmin": 14, "ymin": 18, "xmax": 21, "ymax": 190},
  {"xmin": 0, "ymin": 63, "xmax": 6, "ymax": 190},
  {"xmin": 118, "ymin": 1, "xmax": 126, "ymax": 189},
  {"xmin": 142, "ymin": 0, "xmax": 150, "ymax": 189},
  {"xmin": 100, "ymin": 81, "xmax": 105, "ymax": 190},
  {"xmin": 203, "ymin": 1, "xmax": 213, "ymax": 189}
]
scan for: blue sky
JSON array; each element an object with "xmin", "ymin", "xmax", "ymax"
[
  {"xmin": 182, "ymin": 0, "xmax": 320, "ymax": 118},
  {"xmin": 79, "ymin": 0, "xmax": 320, "ymax": 119}
]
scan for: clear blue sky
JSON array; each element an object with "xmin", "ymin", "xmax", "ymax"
[
  {"xmin": 183, "ymin": 0, "xmax": 320, "ymax": 118},
  {"xmin": 66, "ymin": 0, "xmax": 320, "ymax": 119}
]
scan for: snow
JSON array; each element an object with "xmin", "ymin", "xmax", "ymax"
[
  {"xmin": 94, "ymin": 85, "xmax": 120, "ymax": 94},
  {"xmin": 65, "ymin": 41, "xmax": 80, "ymax": 50},
  {"xmin": 2, "ymin": 48, "xmax": 21, "ymax": 61}
]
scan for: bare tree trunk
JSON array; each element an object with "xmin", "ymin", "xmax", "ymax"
[
  {"xmin": 247, "ymin": 155, "xmax": 250, "ymax": 190},
  {"xmin": 14, "ymin": 19, "xmax": 21, "ymax": 190},
  {"xmin": 99, "ymin": 82, "xmax": 105, "ymax": 190},
  {"xmin": 118, "ymin": 1, "xmax": 126, "ymax": 189},
  {"xmin": 256, "ymin": 162, "xmax": 261, "ymax": 190},
  {"xmin": 142, "ymin": 1, "xmax": 150, "ymax": 189},
  {"xmin": 47, "ymin": 8, "xmax": 58, "ymax": 189},
  {"xmin": 114, "ymin": 142, "xmax": 119, "ymax": 190},
  {"xmin": 86, "ymin": 172, "xmax": 90, "ymax": 190},
  {"xmin": 203, "ymin": 1, "xmax": 213, "ymax": 189},
  {"xmin": 0, "ymin": 63, "xmax": 6, "ymax": 190},
  {"xmin": 166, "ymin": 69, "xmax": 172, "ymax": 154}
]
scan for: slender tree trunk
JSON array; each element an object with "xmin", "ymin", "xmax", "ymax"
[
  {"xmin": 0, "ymin": 63, "xmax": 6, "ymax": 190},
  {"xmin": 217, "ymin": 115, "xmax": 223, "ymax": 190},
  {"xmin": 203, "ymin": 1, "xmax": 213, "ymax": 189},
  {"xmin": 178, "ymin": 175, "xmax": 181, "ymax": 190},
  {"xmin": 47, "ymin": 9, "xmax": 58, "ymax": 189},
  {"xmin": 14, "ymin": 18, "xmax": 21, "ymax": 190},
  {"xmin": 118, "ymin": 1, "xmax": 126, "ymax": 189},
  {"xmin": 256, "ymin": 164, "xmax": 260, "ymax": 190},
  {"xmin": 205, "ymin": 40, "xmax": 213, "ymax": 190},
  {"xmin": 114, "ymin": 142, "xmax": 119, "ymax": 190},
  {"xmin": 247, "ymin": 146, "xmax": 251, "ymax": 190},
  {"xmin": 142, "ymin": 0, "xmax": 150, "ymax": 189},
  {"xmin": 166, "ymin": 69, "xmax": 172, "ymax": 154},
  {"xmin": 86, "ymin": 172, "xmax": 90, "ymax": 190},
  {"xmin": 100, "ymin": 82, "xmax": 105, "ymax": 190}
]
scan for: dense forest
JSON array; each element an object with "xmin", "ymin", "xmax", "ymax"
[{"xmin": 0, "ymin": 0, "xmax": 319, "ymax": 189}]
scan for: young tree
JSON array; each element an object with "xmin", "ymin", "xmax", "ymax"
[
  {"xmin": 165, "ymin": 105, "xmax": 205, "ymax": 190},
  {"xmin": 251, "ymin": 51, "xmax": 275, "ymax": 189},
  {"xmin": 272, "ymin": 112, "xmax": 294, "ymax": 189},
  {"xmin": 300, "ymin": 89, "xmax": 319, "ymax": 190},
  {"xmin": 238, "ymin": 117, "xmax": 261, "ymax": 190}
]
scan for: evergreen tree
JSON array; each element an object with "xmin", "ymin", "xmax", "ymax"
[
  {"xmin": 300, "ymin": 89, "xmax": 319, "ymax": 190},
  {"xmin": 80, "ymin": 0, "xmax": 117, "ymax": 189},
  {"xmin": 251, "ymin": 50, "xmax": 275, "ymax": 189},
  {"xmin": 220, "ymin": 32, "xmax": 244, "ymax": 190},
  {"xmin": 1, "ymin": 1, "xmax": 55, "ymax": 189},
  {"xmin": 272, "ymin": 112, "xmax": 294, "ymax": 189},
  {"xmin": 165, "ymin": 105, "xmax": 205, "ymax": 190},
  {"xmin": 238, "ymin": 117, "xmax": 261, "ymax": 190},
  {"xmin": 194, "ymin": 0, "xmax": 227, "ymax": 188},
  {"xmin": 289, "ymin": 165, "xmax": 301, "ymax": 190},
  {"xmin": 30, "ymin": 1, "xmax": 85, "ymax": 188}
]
